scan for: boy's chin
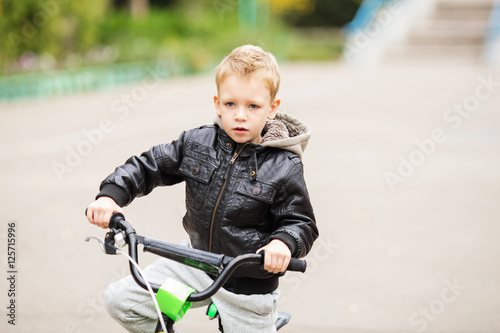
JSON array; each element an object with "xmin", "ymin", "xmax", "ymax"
[{"xmin": 231, "ymin": 137, "xmax": 256, "ymax": 144}]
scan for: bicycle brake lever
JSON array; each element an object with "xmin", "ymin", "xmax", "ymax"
[
  {"xmin": 85, "ymin": 236, "xmax": 107, "ymax": 254},
  {"xmin": 85, "ymin": 230, "xmax": 122, "ymax": 255}
]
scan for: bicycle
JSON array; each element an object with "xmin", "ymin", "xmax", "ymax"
[{"xmin": 85, "ymin": 212, "xmax": 307, "ymax": 333}]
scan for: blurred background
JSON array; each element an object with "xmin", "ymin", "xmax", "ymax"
[
  {"xmin": 0, "ymin": 0, "xmax": 351, "ymax": 99},
  {"xmin": 1, "ymin": 0, "xmax": 500, "ymax": 332}
]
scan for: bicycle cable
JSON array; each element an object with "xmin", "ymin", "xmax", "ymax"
[{"xmin": 115, "ymin": 248, "xmax": 168, "ymax": 333}]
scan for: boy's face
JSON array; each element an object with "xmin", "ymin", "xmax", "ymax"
[{"xmin": 214, "ymin": 73, "xmax": 280, "ymax": 144}]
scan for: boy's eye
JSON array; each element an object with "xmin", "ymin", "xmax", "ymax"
[
  {"xmin": 226, "ymin": 102, "xmax": 235, "ymax": 107},
  {"xmin": 249, "ymin": 104, "xmax": 259, "ymax": 110}
]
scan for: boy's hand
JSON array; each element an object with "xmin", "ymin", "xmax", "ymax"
[
  {"xmin": 86, "ymin": 197, "xmax": 124, "ymax": 229},
  {"xmin": 257, "ymin": 239, "xmax": 292, "ymax": 274}
]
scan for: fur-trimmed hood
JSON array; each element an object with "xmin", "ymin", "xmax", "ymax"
[{"xmin": 214, "ymin": 112, "xmax": 312, "ymax": 160}]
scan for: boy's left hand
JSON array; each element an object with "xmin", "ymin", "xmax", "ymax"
[{"xmin": 257, "ymin": 239, "xmax": 292, "ymax": 274}]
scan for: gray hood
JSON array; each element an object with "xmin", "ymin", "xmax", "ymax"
[{"xmin": 214, "ymin": 111, "xmax": 312, "ymax": 160}]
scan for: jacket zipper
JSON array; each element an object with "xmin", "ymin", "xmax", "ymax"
[{"xmin": 208, "ymin": 142, "xmax": 248, "ymax": 252}]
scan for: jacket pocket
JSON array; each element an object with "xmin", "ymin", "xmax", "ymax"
[
  {"xmin": 236, "ymin": 180, "xmax": 277, "ymax": 204},
  {"xmin": 225, "ymin": 179, "xmax": 277, "ymax": 226},
  {"xmin": 220, "ymin": 224, "xmax": 267, "ymax": 254},
  {"xmin": 179, "ymin": 156, "xmax": 217, "ymax": 209}
]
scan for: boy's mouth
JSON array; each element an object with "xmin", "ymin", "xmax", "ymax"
[{"xmin": 233, "ymin": 127, "xmax": 248, "ymax": 134}]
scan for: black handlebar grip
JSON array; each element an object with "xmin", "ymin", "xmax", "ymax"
[
  {"xmin": 109, "ymin": 212, "xmax": 125, "ymax": 229},
  {"xmin": 287, "ymin": 258, "xmax": 307, "ymax": 273}
]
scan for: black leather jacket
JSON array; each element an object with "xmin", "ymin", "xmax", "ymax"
[{"xmin": 97, "ymin": 118, "xmax": 318, "ymax": 282}]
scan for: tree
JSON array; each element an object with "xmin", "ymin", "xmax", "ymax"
[
  {"xmin": 129, "ymin": 0, "xmax": 150, "ymax": 18},
  {"xmin": 0, "ymin": 0, "xmax": 109, "ymax": 73},
  {"xmin": 274, "ymin": 0, "xmax": 361, "ymax": 27}
]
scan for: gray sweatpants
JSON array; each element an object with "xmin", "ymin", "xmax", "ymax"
[{"xmin": 103, "ymin": 258, "xmax": 279, "ymax": 333}]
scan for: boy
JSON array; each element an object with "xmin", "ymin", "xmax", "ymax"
[{"xmin": 86, "ymin": 45, "xmax": 318, "ymax": 332}]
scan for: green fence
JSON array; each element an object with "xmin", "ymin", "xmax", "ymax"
[{"xmin": 0, "ymin": 59, "xmax": 184, "ymax": 101}]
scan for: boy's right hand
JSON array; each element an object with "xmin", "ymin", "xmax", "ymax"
[{"xmin": 86, "ymin": 197, "xmax": 124, "ymax": 229}]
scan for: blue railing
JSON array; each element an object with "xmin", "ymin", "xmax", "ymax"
[
  {"xmin": 345, "ymin": 0, "xmax": 393, "ymax": 35},
  {"xmin": 483, "ymin": 1, "xmax": 500, "ymax": 65}
]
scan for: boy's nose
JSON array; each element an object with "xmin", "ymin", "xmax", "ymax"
[{"xmin": 234, "ymin": 107, "xmax": 247, "ymax": 120}]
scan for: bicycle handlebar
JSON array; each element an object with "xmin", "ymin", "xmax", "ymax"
[{"xmin": 92, "ymin": 212, "xmax": 306, "ymax": 302}]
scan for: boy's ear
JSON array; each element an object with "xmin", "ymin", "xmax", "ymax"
[
  {"xmin": 268, "ymin": 98, "xmax": 280, "ymax": 120},
  {"xmin": 214, "ymin": 95, "xmax": 222, "ymax": 116}
]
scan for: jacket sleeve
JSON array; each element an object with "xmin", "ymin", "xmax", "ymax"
[
  {"xmin": 269, "ymin": 160, "xmax": 319, "ymax": 258},
  {"xmin": 96, "ymin": 130, "xmax": 190, "ymax": 207}
]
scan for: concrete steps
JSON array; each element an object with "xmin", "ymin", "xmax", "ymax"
[{"xmin": 385, "ymin": 0, "xmax": 494, "ymax": 63}]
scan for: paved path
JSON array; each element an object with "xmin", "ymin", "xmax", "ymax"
[{"xmin": 0, "ymin": 61, "xmax": 499, "ymax": 333}]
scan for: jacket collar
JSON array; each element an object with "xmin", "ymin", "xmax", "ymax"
[{"xmin": 213, "ymin": 112, "xmax": 311, "ymax": 160}]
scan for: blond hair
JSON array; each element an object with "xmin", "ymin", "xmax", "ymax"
[{"xmin": 215, "ymin": 45, "xmax": 280, "ymax": 101}]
